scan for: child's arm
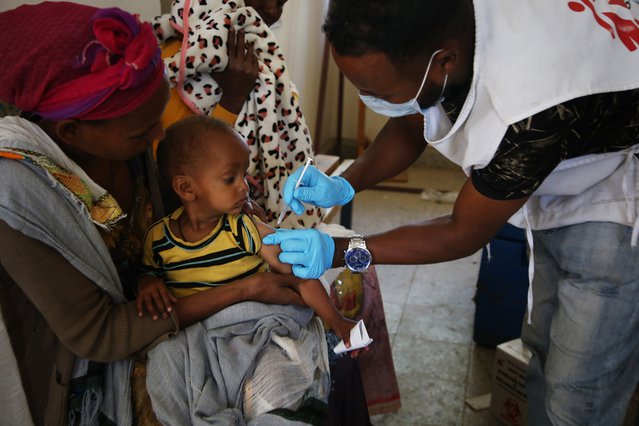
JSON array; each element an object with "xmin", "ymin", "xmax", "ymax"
[
  {"xmin": 256, "ymin": 221, "xmax": 356, "ymax": 347},
  {"xmin": 255, "ymin": 221, "xmax": 294, "ymax": 275},
  {"xmin": 294, "ymin": 277, "xmax": 357, "ymax": 347},
  {"xmin": 136, "ymin": 274, "xmax": 178, "ymax": 320}
]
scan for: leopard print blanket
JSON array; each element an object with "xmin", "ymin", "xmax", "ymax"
[{"xmin": 153, "ymin": 0, "xmax": 323, "ymax": 229}]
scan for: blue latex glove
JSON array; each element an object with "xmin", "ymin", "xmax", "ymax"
[
  {"xmin": 263, "ymin": 228, "xmax": 335, "ymax": 279},
  {"xmin": 283, "ymin": 165, "xmax": 355, "ymax": 214}
]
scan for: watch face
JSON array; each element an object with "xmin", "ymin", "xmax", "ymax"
[{"xmin": 345, "ymin": 247, "xmax": 371, "ymax": 273}]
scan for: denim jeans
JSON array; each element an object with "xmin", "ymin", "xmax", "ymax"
[{"xmin": 522, "ymin": 222, "xmax": 639, "ymax": 425}]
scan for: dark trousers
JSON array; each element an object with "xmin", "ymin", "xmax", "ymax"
[{"xmin": 327, "ymin": 358, "xmax": 372, "ymax": 426}]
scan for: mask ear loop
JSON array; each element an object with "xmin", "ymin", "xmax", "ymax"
[
  {"xmin": 414, "ymin": 49, "xmax": 445, "ymax": 100},
  {"xmin": 438, "ymin": 74, "xmax": 448, "ymax": 102}
]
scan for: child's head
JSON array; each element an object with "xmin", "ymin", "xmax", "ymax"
[{"xmin": 157, "ymin": 115, "xmax": 251, "ymax": 216}]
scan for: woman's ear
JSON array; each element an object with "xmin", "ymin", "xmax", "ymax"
[
  {"xmin": 53, "ymin": 119, "xmax": 82, "ymax": 147},
  {"xmin": 173, "ymin": 175, "xmax": 195, "ymax": 201}
]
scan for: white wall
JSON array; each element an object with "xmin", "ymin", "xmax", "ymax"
[
  {"xmin": 0, "ymin": 0, "xmax": 160, "ymax": 20},
  {"xmin": 272, "ymin": 0, "xmax": 388, "ymax": 152},
  {"xmin": 271, "ymin": 0, "xmax": 330, "ymax": 150}
]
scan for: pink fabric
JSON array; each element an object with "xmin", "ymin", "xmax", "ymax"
[
  {"xmin": 0, "ymin": 2, "xmax": 164, "ymax": 120},
  {"xmin": 358, "ymin": 267, "xmax": 401, "ymax": 414},
  {"xmin": 176, "ymin": 0, "xmax": 202, "ymax": 115}
]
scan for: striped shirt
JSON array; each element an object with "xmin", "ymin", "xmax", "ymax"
[{"xmin": 140, "ymin": 207, "xmax": 268, "ymax": 298}]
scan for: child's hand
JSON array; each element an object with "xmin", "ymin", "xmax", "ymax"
[
  {"xmin": 136, "ymin": 276, "xmax": 178, "ymax": 320},
  {"xmin": 332, "ymin": 317, "xmax": 371, "ymax": 358},
  {"xmin": 332, "ymin": 317, "xmax": 358, "ymax": 349}
]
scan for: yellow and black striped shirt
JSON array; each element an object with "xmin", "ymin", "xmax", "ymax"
[{"xmin": 140, "ymin": 207, "xmax": 268, "ymax": 298}]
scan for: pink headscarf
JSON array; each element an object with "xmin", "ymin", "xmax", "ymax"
[{"xmin": 0, "ymin": 2, "xmax": 164, "ymax": 120}]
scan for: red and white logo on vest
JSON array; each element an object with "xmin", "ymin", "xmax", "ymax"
[{"xmin": 568, "ymin": 0, "xmax": 639, "ymax": 51}]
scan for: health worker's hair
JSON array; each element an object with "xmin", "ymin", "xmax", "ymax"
[{"xmin": 323, "ymin": 0, "xmax": 466, "ymax": 64}]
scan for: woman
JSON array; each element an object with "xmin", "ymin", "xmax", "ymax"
[{"xmin": 0, "ymin": 3, "xmax": 303, "ymax": 425}]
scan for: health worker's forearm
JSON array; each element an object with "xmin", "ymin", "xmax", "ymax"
[
  {"xmin": 342, "ymin": 114, "xmax": 426, "ymax": 192},
  {"xmin": 333, "ymin": 178, "xmax": 529, "ymax": 267}
]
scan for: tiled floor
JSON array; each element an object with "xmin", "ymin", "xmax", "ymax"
[{"xmin": 329, "ymin": 159, "xmax": 498, "ymax": 425}]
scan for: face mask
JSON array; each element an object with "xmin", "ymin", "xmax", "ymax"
[
  {"xmin": 422, "ymin": 102, "xmax": 453, "ymax": 142},
  {"xmin": 359, "ymin": 49, "xmax": 447, "ymax": 118}
]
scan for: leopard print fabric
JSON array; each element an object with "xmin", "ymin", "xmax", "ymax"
[{"xmin": 153, "ymin": 0, "xmax": 323, "ymax": 229}]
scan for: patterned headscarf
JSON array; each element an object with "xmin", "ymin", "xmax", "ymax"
[{"xmin": 0, "ymin": 1, "xmax": 164, "ymax": 120}]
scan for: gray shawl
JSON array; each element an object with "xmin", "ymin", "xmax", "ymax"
[{"xmin": 0, "ymin": 116, "xmax": 133, "ymax": 425}]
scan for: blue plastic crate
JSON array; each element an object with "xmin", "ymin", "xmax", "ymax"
[{"xmin": 473, "ymin": 226, "xmax": 529, "ymax": 348}]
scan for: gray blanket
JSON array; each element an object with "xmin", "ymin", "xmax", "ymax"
[{"xmin": 146, "ymin": 302, "xmax": 330, "ymax": 425}]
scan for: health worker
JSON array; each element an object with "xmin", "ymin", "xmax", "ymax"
[{"xmin": 263, "ymin": 0, "xmax": 639, "ymax": 424}]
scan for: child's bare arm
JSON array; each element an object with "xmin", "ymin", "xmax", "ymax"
[
  {"xmin": 295, "ymin": 278, "xmax": 357, "ymax": 347},
  {"xmin": 256, "ymin": 220, "xmax": 356, "ymax": 347},
  {"xmin": 255, "ymin": 221, "xmax": 293, "ymax": 275}
]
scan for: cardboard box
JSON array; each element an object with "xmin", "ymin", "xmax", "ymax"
[{"xmin": 491, "ymin": 338, "xmax": 532, "ymax": 426}]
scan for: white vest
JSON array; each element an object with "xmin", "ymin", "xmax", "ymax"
[
  {"xmin": 426, "ymin": 0, "xmax": 639, "ymax": 239},
  {"xmin": 426, "ymin": 0, "xmax": 639, "ymax": 322}
]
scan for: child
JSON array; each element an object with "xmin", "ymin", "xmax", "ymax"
[{"xmin": 137, "ymin": 115, "xmax": 356, "ymax": 347}]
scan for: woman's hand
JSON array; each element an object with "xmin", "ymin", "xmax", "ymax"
[
  {"xmin": 172, "ymin": 271, "xmax": 304, "ymax": 327},
  {"xmin": 243, "ymin": 271, "xmax": 306, "ymax": 306},
  {"xmin": 215, "ymin": 28, "xmax": 259, "ymax": 114}
]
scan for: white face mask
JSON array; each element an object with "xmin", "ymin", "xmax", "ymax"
[
  {"xmin": 422, "ymin": 102, "xmax": 453, "ymax": 142},
  {"xmin": 359, "ymin": 49, "xmax": 447, "ymax": 118}
]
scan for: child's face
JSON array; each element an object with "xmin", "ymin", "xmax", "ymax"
[{"xmin": 189, "ymin": 130, "xmax": 251, "ymax": 217}]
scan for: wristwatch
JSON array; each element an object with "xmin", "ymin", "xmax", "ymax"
[{"xmin": 344, "ymin": 234, "xmax": 372, "ymax": 273}]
